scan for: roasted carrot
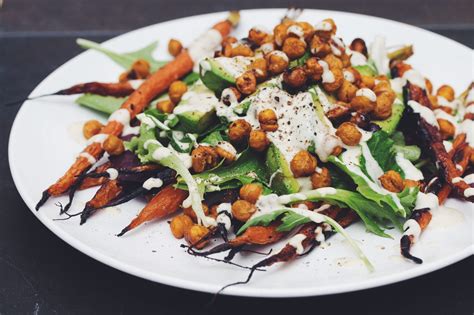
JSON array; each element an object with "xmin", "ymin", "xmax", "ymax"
[
  {"xmin": 79, "ymin": 162, "xmax": 112, "ymax": 190},
  {"xmin": 400, "ymin": 208, "xmax": 432, "ymax": 264},
  {"xmin": 56, "ymin": 81, "xmax": 136, "ymax": 97},
  {"xmin": 117, "ymin": 185, "xmax": 188, "ymax": 236},
  {"xmin": 36, "ymin": 15, "xmax": 238, "ymax": 210}
]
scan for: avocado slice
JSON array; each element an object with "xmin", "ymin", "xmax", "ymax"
[
  {"xmin": 200, "ymin": 56, "xmax": 253, "ymax": 94},
  {"xmin": 173, "ymin": 81, "xmax": 218, "ymax": 133},
  {"xmin": 265, "ymin": 144, "xmax": 300, "ymax": 195},
  {"xmin": 373, "ymin": 99, "xmax": 404, "ymax": 135},
  {"xmin": 354, "ymin": 64, "xmax": 378, "ymax": 77}
]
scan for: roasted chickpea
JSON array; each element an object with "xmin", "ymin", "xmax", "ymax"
[
  {"xmin": 310, "ymin": 167, "xmax": 332, "ymax": 189},
  {"xmin": 304, "ymin": 57, "xmax": 323, "ymax": 81},
  {"xmin": 155, "ymin": 99, "xmax": 175, "ymax": 113},
  {"xmin": 118, "ymin": 71, "xmax": 130, "ymax": 83},
  {"xmin": 170, "ymin": 214, "xmax": 193, "ymax": 239},
  {"xmin": 322, "ymin": 68, "xmax": 344, "ymax": 92},
  {"xmin": 230, "ymin": 44, "xmax": 254, "ymax": 57},
  {"xmin": 310, "ymin": 35, "xmax": 331, "ymax": 57},
  {"xmin": 350, "ymin": 95, "xmax": 376, "ymax": 114},
  {"xmin": 228, "ymin": 119, "xmax": 252, "ymax": 143},
  {"xmin": 249, "ymin": 130, "xmax": 270, "ymax": 152},
  {"xmin": 239, "ymin": 183, "xmax": 263, "ymax": 204},
  {"xmin": 249, "ymin": 58, "xmax": 268, "ymax": 82},
  {"xmin": 236, "ymin": 71, "xmax": 257, "ymax": 95},
  {"xmin": 282, "ymin": 37, "xmax": 307, "ymax": 60},
  {"xmin": 379, "ymin": 170, "xmax": 404, "ymax": 193},
  {"xmin": 428, "ymin": 94, "xmax": 439, "ymax": 108},
  {"xmin": 425, "ymin": 78, "xmax": 433, "ymax": 94},
  {"xmin": 391, "ymin": 61, "xmax": 412, "ymax": 78},
  {"xmin": 265, "ymin": 51, "xmax": 289, "ymax": 75},
  {"xmin": 344, "ymin": 67, "xmax": 362, "ymax": 86},
  {"xmin": 215, "ymin": 142, "xmax": 237, "ymax": 162},
  {"xmin": 340, "ymin": 53, "xmax": 351, "ymax": 68},
  {"xmin": 273, "ymin": 20, "xmax": 294, "ymax": 46},
  {"xmin": 232, "ymin": 200, "xmax": 257, "ymax": 222},
  {"xmin": 437, "ymin": 85, "xmax": 455, "ymax": 102},
  {"xmin": 336, "ymin": 122, "xmax": 362, "ymax": 146},
  {"xmin": 373, "ymin": 93, "xmax": 394, "ymax": 120},
  {"xmin": 131, "ymin": 59, "xmax": 151, "ymax": 79},
  {"xmin": 337, "ymin": 80, "xmax": 358, "ymax": 102},
  {"xmin": 358, "ymin": 75, "xmax": 375, "ymax": 89},
  {"xmin": 83, "ymin": 120, "xmax": 103, "ymax": 139},
  {"xmin": 103, "ymin": 135, "xmax": 124, "ymax": 156},
  {"xmin": 184, "ymin": 224, "xmax": 210, "ymax": 249},
  {"xmin": 349, "ymin": 38, "xmax": 368, "ymax": 57},
  {"xmin": 404, "ymin": 179, "xmax": 420, "ymax": 189},
  {"xmin": 183, "ymin": 203, "xmax": 209, "ymax": 222},
  {"xmin": 258, "ymin": 109, "xmax": 278, "ymax": 132},
  {"xmin": 296, "ymin": 21, "xmax": 315, "ymax": 42},
  {"xmin": 191, "ymin": 145, "xmax": 219, "ymax": 173},
  {"xmin": 248, "ymin": 27, "xmax": 269, "ymax": 46},
  {"xmin": 168, "ymin": 38, "xmax": 183, "ymax": 57},
  {"xmin": 283, "ymin": 67, "xmax": 308, "ymax": 90},
  {"xmin": 326, "ymin": 104, "xmax": 350, "ymax": 121},
  {"xmin": 290, "ymin": 150, "xmax": 317, "ymax": 178},
  {"xmin": 438, "ymin": 119, "xmax": 455, "ymax": 139},
  {"xmin": 314, "ymin": 18, "xmax": 337, "ymax": 40},
  {"xmin": 168, "ymin": 80, "xmax": 187, "ymax": 104},
  {"xmin": 323, "ymin": 54, "xmax": 343, "ymax": 70}
]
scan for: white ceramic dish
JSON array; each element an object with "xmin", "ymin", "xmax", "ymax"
[{"xmin": 9, "ymin": 9, "xmax": 473, "ymax": 297}]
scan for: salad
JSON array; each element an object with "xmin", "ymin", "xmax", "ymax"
[{"xmin": 33, "ymin": 9, "xmax": 473, "ymax": 291}]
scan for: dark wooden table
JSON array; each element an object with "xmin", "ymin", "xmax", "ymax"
[{"xmin": 1, "ymin": 1, "xmax": 472, "ymax": 314}]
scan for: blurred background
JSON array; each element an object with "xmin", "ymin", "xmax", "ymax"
[{"xmin": 0, "ymin": 1, "xmax": 473, "ymax": 314}]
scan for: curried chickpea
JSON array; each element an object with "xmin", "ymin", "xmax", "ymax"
[
  {"xmin": 358, "ymin": 75, "xmax": 375, "ymax": 89},
  {"xmin": 314, "ymin": 18, "xmax": 337, "ymax": 40},
  {"xmin": 273, "ymin": 20, "xmax": 294, "ymax": 46},
  {"xmin": 183, "ymin": 203, "xmax": 209, "ymax": 222},
  {"xmin": 310, "ymin": 167, "xmax": 332, "ymax": 189},
  {"xmin": 373, "ymin": 93, "xmax": 394, "ymax": 120},
  {"xmin": 168, "ymin": 38, "xmax": 183, "ymax": 57},
  {"xmin": 184, "ymin": 224, "xmax": 210, "ymax": 249},
  {"xmin": 258, "ymin": 109, "xmax": 278, "ymax": 132},
  {"xmin": 239, "ymin": 183, "xmax": 263, "ymax": 204},
  {"xmin": 336, "ymin": 122, "xmax": 362, "ymax": 146},
  {"xmin": 265, "ymin": 51, "xmax": 289, "ymax": 75},
  {"xmin": 170, "ymin": 214, "xmax": 193, "ymax": 239},
  {"xmin": 373, "ymin": 80, "xmax": 395, "ymax": 96},
  {"xmin": 344, "ymin": 67, "xmax": 362, "ymax": 86},
  {"xmin": 168, "ymin": 80, "xmax": 188, "ymax": 104},
  {"xmin": 350, "ymin": 95, "xmax": 376, "ymax": 114},
  {"xmin": 155, "ymin": 99, "xmax": 175, "ymax": 113},
  {"xmin": 349, "ymin": 38, "xmax": 368, "ymax": 57},
  {"xmin": 310, "ymin": 35, "xmax": 331, "ymax": 57},
  {"xmin": 379, "ymin": 170, "xmax": 404, "ymax": 193},
  {"xmin": 304, "ymin": 57, "xmax": 323, "ymax": 81},
  {"xmin": 236, "ymin": 71, "xmax": 257, "ymax": 95},
  {"xmin": 103, "ymin": 135, "xmax": 124, "ymax": 156},
  {"xmin": 83, "ymin": 120, "xmax": 103, "ymax": 139},
  {"xmin": 191, "ymin": 146, "xmax": 219, "ymax": 173},
  {"xmin": 340, "ymin": 53, "xmax": 351, "ymax": 68},
  {"xmin": 337, "ymin": 80, "xmax": 358, "ymax": 102},
  {"xmin": 425, "ymin": 78, "xmax": 433, "ymax": 95},
  {"xmin": 283, "ymin": 67, "xmax": 308, "ymax": 90},
  {"xmin": 290, "ymin": 150, "xmax": 317, "ymax": 178},
  {"xmin": 228, "ymin": 119, "xmax": 252, "ymax": 143},
  {"xmin": 249, "ymin": 129, "xmax": 270, "ymax": 152},
  {"xmin": 436, "ymin": 85, "xmax": 455, "ymax": 102},
  {"xmin": 404, "ymin": 179, "xmax": 420, "ymax": 189},
  {"xmin": 248, "ymin": 27, "xmax": 269, "ymax": 46},
  {"xmin": 438, "ymin": 119, "xmax": 455, "ymax": 139},
  {"xmin": 323, "ymin": 54, "xmax": 343, "ymax": 70},
  {"xmin": 230, "ymin": 44, "xmax": 254, "ymax": 57},
  {"xmin": 322, "ymin": 68, "xmax": 344, "ymax": 92},
  {"xmin": 131, "ymin": 59, "xmax": 151, "ymax": 79},
  {"xmin": 249, "ymin": 58, "xmax": 268, "ymax": 82},
  {"xmin": 232, "ymin": 200, "xmax": 257, "ymax": 222},
  {"xmin": 282, "ymin": 37, "xmax": 307, "ymax": 60},
  {"xmin": 296, "ymin": 21, "xmax": 315, "ymax": 42}
]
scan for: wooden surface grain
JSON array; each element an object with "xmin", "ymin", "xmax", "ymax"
[{"xmin": 0, "ymin": 1, "xmax": 473, "ymax": 314}]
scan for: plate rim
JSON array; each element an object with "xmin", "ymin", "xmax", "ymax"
[{"xmin": 8, "ymin": 8, "xmax": 474, "ymax": 298}]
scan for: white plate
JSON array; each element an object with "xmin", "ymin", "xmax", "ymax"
[{"xmin": 9, "ymin": 9, "xmax": 474, "ymax": 297}]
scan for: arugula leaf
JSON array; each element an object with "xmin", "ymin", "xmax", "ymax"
[
  {"xmin": 77, "ymin": 38, "xmax": 167, "ymax": 72},
  {"xmin": 237, "ymin": 209, "xmax": 289, "ymax": 233},
  {"xmin": 76, "ymin": 94, "xmax": 124, "ymax": 115},
  {"xmin": 363, "ymin": 130, "xmax": 402, "ymax": 174},
  {"xmin": 200, "ymin": 130, "xmax": 224, "ymax": 146},
  {"xmin": 277, "ymin": 211, "xmax": 311, "ymax": 232}
]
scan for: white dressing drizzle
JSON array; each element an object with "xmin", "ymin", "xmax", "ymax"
[
  {"xmin": 108, "ymin": 109, "xmax": 140, "ymax": 136},
  {"xmin": 402, "ymin": 69, "xmax": 426, "ymax": 90},
  {"xmin": 318, "ymin": 60, "xmax": 335, "ymax": 83},
  {"xmin": 188, "ymin": 29, "xmax": 223, "ymax": 71},
  {"xmin": 349, "ymin": 51, "xmax": 367, "ymax": 66},
  {"xmin": 79, "ymin": 152, "xmax": 96, "ymax": 164},
  {"xmin": 356, "ymin": 88, "xmax": 376, "ymax": 102},
  {"xmin": 87, "ymin": 133, "xmax": 108, "ymax": 145},
  {"xmin": 403, "ymin": 219, "xmax": 422, "ymax": 242},
  {"xmin": 142, "ymin": 177, "xmax": 164, "ymax": 190},
  {"xmin": 106, "ymin": 168, "xmax": 119, "ymax": 180},
  {"xmin": 216, "ymin": 203, "xmax": 232, "ymax": 230},
  {"xmin": 288, "ymin": 234, "xmax": 307, "ymax": 254},
  {"xmin": 395, "ymin": 153, "xmax": 424, "ymax": 181},
  {"xmin": 407, "ymin": 100, "xmax": 439, "ymax": 128},
  {"xmin": 463, "ymin": 174, "xmax": 474, "ymax": 184},
  {"xmin": 434, "ymin": 109, "xmax": 458, "ymax": 133}
]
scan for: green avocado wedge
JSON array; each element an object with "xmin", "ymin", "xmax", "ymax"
[{"xmin": 265, "ymin": 144, "xmax": 300, "ymax": 195}]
